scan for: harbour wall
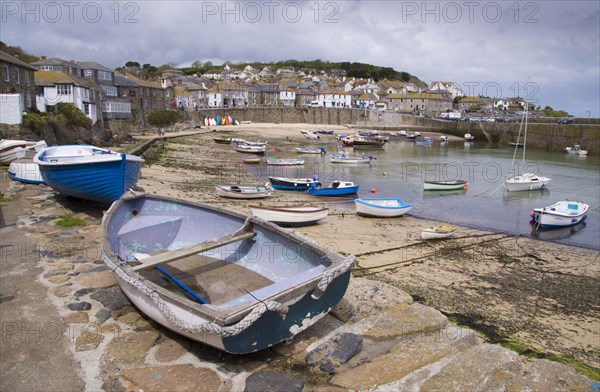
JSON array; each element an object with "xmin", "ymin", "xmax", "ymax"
[{"xmin": 196, "ymin": 108, "xmax": 600, "ymax": 155}]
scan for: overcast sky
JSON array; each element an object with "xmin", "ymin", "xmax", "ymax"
[{"xmin": 2, "ymin": 0, "xmax": 599, "ymax": 116}]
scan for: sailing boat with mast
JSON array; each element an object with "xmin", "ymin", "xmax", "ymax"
[{"xmin": 505, "ymin": 103, "xmax": 552, "ymax": 192}]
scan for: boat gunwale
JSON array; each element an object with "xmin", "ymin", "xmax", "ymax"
[{"xmin": 100, "ymin": 192, "xmax": 350, "ymax": 326}]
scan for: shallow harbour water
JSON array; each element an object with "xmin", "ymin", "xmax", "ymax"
[{"xmin": 252, "ymin": 138, "xmax": 600, "ymax": 250}]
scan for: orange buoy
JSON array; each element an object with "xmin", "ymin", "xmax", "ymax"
[{"xmin": 371, "ymin": 188, "xmax": 376, "ymax": 193}]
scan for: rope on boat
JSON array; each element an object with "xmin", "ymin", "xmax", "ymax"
[
  {"xmin": 101, "ymin": 250, "xmax": 289, "ymax": 338},
  {"xmin": 311, "ymin": 255, "xmax": 355, "ymax": 300}
]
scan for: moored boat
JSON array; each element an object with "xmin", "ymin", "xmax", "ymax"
[
  {"xmin": 100, "ymin": 192, "xmax": 354, "ymax": 354},
  {"xmin": 421, "ymin": 225, "xmax": 457, "ymax": 240},
  {"xmin": 440, "ymin": 136, "xmax": 449, "ymax": 142},
  {"xmin": 306, "ymin": 180, "xmax": 359, "ymax": 196},
  {"xmin": 505, "ymin": 105, "xmax": 552, "ymax": 192},
  {"xmin": 215, "ymin": 184, "xmax": 272, "ymax": 199},
  {"xmin": 464, "ymin": 133, "xmax": 475, "ymax": 141},
  {"xmin": 242, "ymin": 158, "xmax": 262, "ymax": 164},
  {"xmin": 530, "ymin": 201, "xmax": 589, "ymax": 227},
  {"xmin": 249, "ymin": 205, "xmax": 329, "ymax": 226},
  {"xmin": 234, "ymin": 143, "xmax": 267, "ymax": 154},
  {"xmin": 354, "ymin": 198, "xmax": 412, "ymax": 217},
  {"xmin": 213, "ymin": 137, "xmax": 232, "ymax": 144},
  {"xmin": 565, "ymin": 145, "xmax": 588, "ymax": 155},
  {"xmin": 0, "ymin": 139, "xmax": 47, "ymax": 164},
  {"xmin": 295, "ymin": 147, "xmax": 326, "ymax": 154},
  {"xmin": 269, "ymin": 176, "xmax": 320, "ymax": 191},
  {"xmin": 304, "ymin": 131, "xmax": 320, "ymax": 140},
  {"xmin": 7, "ymin": 157, "xmax": 45, "ymax": 184},
  {"xmin": 505, "ymin": 173, "xmax": 551, "ymax": 192},
  {"xmin": 423, "ymin": 180, "xmax": 468, "ymax": 191},
  {"xmin": 330, "ymin": 152, "xmax": 373, "ymax": 164},
  {"xmin": 33, "ymin": 145, "xmax": 143, "ymax": 204},
  {"xmin": 266, "ymin": 158, "xmax": 304, "ymax": 166},
  {"xmin": 316, "ymin": 129, "xmax": 335, "ymax": 135}
]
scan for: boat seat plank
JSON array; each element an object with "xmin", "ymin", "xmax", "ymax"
[
  {"xmin": 142, "ymin": 254, "xmax": 274, "ymax": 305},
  {"xmin": 132, "ymin": 231, "xmax": 255, "ymax": 272}
]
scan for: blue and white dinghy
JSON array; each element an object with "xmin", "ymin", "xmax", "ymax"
[
  {"xmin": 34, "ymin": 145, "xmax": 143, "ymax": 204},
  {"xmin": 355, "ymin": 198, "xmax": 413, "ymax": 217},
  {"xmin": 100, "ymin": 192, "xmax": 354, "ymax": 354}
]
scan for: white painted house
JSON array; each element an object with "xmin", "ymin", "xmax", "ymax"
[
  {"xmin": 206, "ymin": 90, "xmax": 223, "ymax": 108},
  {"xmin": 34, "ymin": 71, "xmax": 100, "ymax": 124},
  {"xmin": 279, "ymin": 89, "xmax": 296, "ymax": 107},
  {"xmin": 317, "ymin": 90, "xmax": 351, "ymax": 108},
  {"xmin": 429, "ymin": 81, "xmax": 464, "ymax": 98}
]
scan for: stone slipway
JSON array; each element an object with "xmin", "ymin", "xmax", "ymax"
[{"xmin": 0, "ymin": 169, "xmax": 597, "ymax": 391}]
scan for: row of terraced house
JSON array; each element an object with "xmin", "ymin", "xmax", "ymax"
[
  {"xmin": 1, "ymin": 50, "xmax": 527, "ymax": 126},
  {"xmin": 1, "ymin": 51, "xmax": 173, "ymax": 125}
]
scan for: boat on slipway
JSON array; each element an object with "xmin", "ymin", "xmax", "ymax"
[
  {"xmin": 100, "ymin": 192, "xmax": 354, "ymax": 354},
  {"xmin": 8, "ymin": 156, "xmax": 45, "ymax": 184},
  {"xmin": 249, "ymin": 205, "xmax": 329, "ymax": 226},
  {"xmin": 33, "ymin": 145, "xmax": 143, "ymax": 204},
  {"xmin": 0, "ymin": 139, "xmax": 47, "ymax": 164}
]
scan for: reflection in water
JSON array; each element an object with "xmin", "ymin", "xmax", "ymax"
[
  {"xmin": 531, "ymin": 221, "xmax": 587, "ymax": 241},
  {"xmin": 423, "ymin": 189, "xmax": 469, "ymax": 198}
]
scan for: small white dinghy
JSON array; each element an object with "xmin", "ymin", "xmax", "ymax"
[
  {"xmin": 0, "ymin": 139, "xmax": 47, "ymax": 164},
  {"xmin": 7, "ymin": 157, "xmax": 45, "ymax": 184},
  {"xmin": 421, "ymin": 225, "xmax": 457, "ymax": 240},
  {"xmin": 249, "ymin": 205, "xmax": 329, "ymax": 226},
  {"xmin": 530, "ymin": 201, "xmax": 589, "ymax": 228},
  {"xmin": 215, "ymin": 185, "xmax": 272, "ymax": 199},
  {"xmin": 354, "ymin": 198, "xmax": 412, "ymax": 218},
  {"xmin": 565, "ymin": 145, "xmax": 588, "ymax": 155}
]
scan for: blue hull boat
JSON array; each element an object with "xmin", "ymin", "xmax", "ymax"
[
  {"xmin": 100, "ymin": 192, "xmax": 354, "ymax": 354},
  {"xmin": 34, "ymin": 145, "xmax": 143, "ymax": 204},
  {"xmin": 306, "ymin": 180, "xmax": 359, "ymax": 196}
]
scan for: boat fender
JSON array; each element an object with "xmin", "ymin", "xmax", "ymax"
[
  {"xmin": 371, "ymin": 188, "xmax": 376, "ymax": 193},
  {"xmin": 529, "ymin": 210, "xmax": 535, "ymax": 218}
]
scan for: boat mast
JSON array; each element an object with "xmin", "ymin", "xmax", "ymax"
[
  {"xmin": 522, "ymin": 100, "xmax": 528, "ymax": 165},
  {"xmin": 509, "ymin": 102, "xmax": 526, "ymax": 172}
]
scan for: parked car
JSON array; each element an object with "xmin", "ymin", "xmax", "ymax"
[{"xmin": 558, "ymin": 118, "xmax": 573, "ymax": 124}]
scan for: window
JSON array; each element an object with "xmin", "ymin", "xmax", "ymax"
[
  {"xmin": 40, "ymin": 65, "xmax": 54, "ymax": 71},
  {"xmin": 101, "ymin": 85, "xmax": 117, "ymax": 97},
  {"xmin": 15, "ymin": 69, "xmax": 20, "ymax": 83},
  {"xmin": 25, "ymin": 72, "xmax": 30, "ymax": 86},
  {"xmin": 129, "ymin": 90, "xmax": 136, "ymax": 97},
  {"xmin": 56, "ymin": 84, "xmax": 72, "ymax": 95},
  {"xmin": 83, "ymin": 103, "xmax": 90, "ymax": 115},
  {"xmin": 98, "ymin": 71, "xmax": 112, "ymax": 81},
  {"xmin": 2, "ymin": 65, "xmax": 8, "ymax": 82},
  {"xmin": 38, "ymin": 87, "xmax": 45, "ymax": 97},
  {"xmin": 84, "ymin": 69, "xmax": 93, "ymax": 77},
  {"xmin": 26, "ymin": 94, "xmax": 32, "ymax": 108}
]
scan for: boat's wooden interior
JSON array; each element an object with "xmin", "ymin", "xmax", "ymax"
[{"xmin": 140, "ymin": 253, "xmax": 275, "ymax": 305}]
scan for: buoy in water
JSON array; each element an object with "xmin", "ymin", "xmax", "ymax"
[
  {"xmin": 383, "ymin": 172, "xmax": 387, "ymax": 176},
  {"xmin": 371, "ymin": 188, "xmax": 376, "ymax": 193}
]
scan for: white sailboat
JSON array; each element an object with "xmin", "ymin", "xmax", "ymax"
[{"xmin": 505, "ymin": 104, "xmax": 551, "ymax": 192}]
